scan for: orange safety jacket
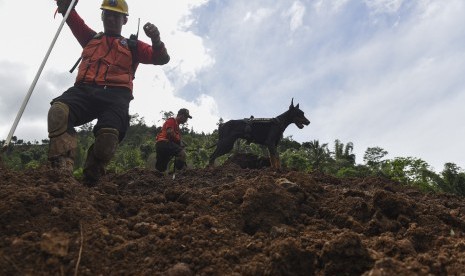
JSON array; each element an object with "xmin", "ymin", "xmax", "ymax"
[
  {"xmin": 76, "ymin": 34, "xmax": 135, "ymax": 91},
  {"xmin": 156, "ymin": 118, "xmax": 181, "ymax": 144},
  {"xmin": 66, "ymin": 10, "xmax": 169, "ymax": 93}
]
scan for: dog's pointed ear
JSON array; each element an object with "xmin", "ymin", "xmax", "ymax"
[
  {"xmin": 290, "ymin": 98, "xmax": 294, "ymax": 108},
  {"xmin": 296, "ymin": 103, "xmax": 299, "ymax": 109}
]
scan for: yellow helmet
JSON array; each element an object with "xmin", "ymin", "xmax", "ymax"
[{"xmin": 101, "ymin": 0, "xmax": 129, "ymax": 16}]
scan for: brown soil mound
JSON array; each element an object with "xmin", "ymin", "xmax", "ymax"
[{"xmin": 1, "ymin": 154, "xmax": 465, "ymax": 275}]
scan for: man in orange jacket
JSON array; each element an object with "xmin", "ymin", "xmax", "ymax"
[
  {"xmin": 155, "ymin": 108, "xmax": 192, "ymax": 172},
  {"xmin": 48, "ymin": 0, "xmax": 170, "ymax": 183}
]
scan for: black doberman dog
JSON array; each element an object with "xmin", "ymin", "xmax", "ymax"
[{"xmin": 209, "ymin": 99, "xmax": 310, "ymax": 169}]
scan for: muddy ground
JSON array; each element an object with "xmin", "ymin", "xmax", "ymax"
[{"xmin": 2, "ymin": 154, "xmax": 465, "ymax": 275}]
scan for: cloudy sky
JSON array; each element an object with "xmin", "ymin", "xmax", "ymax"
[{"xmin": 1, "ymin": 0, "xmax": 465, "ymax": 171}]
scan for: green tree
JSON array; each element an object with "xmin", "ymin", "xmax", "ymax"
[
  {"xmin": 363, "ymin": 147, "xmax": 388, "ymax": 171},
  {"xmin": 427, "ymin": 163, "xmax": 465, "ymax": 195},
  {"xmin": 217, "ymin": 117, "xmax": 224, "ymax": 126},
  {"xmin": 333, "ymin": 139, "xmax": 355, "ymax": 165},
  {"xmin": 281, "ymin": 149, "xmax": 310, "ymax": 171},
  {"xmin": 302, "ymin": 140, "xmax": 331, "ymax": 171},
  {"xmin": 19, "ymin": 151, "xmax": 33, "ymax": 165},
  {"xmin": 278, "ymin": 136, "xmax": 301, "ymax": 152},
  {"xmin": 139, "ymin": 141, "xmax": 156, "ymax": 161},
  {"xmin": 381, "ymin": 157, "xmax": 436, "ymax": 191},
  {"xmin": 322, "ymin": 139, "xmax": 356, "ymax": 174},
  {"xmin": 130, "ymin": 113, "xmax": 145, "ymax": 126},
  {"xmin": 160, "ymin": 110, "xmax": 174, "ymax": 121},
  {"xmin": 108, "ymin": 144, "xmax": 145, "ymax": 173}
]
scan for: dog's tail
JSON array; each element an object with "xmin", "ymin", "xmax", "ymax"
[{"xmin": 206, "ymin": 123, "xmax": 224, "ymax": 149}]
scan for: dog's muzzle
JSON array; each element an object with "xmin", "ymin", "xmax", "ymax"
[{"xmin": 296, "ymin": 119, "xmax": 310, "ymax": 129}]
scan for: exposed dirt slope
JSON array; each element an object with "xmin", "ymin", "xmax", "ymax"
[{"xmin": 1, "ymin": 154, "xmax": 465, "ymax": 275}]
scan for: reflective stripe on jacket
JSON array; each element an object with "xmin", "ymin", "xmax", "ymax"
[{"xmin": 76, "ymin": 35, "xmax": 134, "ymax": 91}]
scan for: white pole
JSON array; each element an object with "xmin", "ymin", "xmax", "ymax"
[{"xmin": 2, "ymin": 0, "xmax": 78, "ymax": 149}]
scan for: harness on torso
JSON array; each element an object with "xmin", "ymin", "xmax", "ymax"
[
  {"xmin": 243, "ymin": 116, "xmax": 280, "ymax": 126},
  {"xmin": 242, "ymin": 116, "xmax": 281, "ymax": 140}
]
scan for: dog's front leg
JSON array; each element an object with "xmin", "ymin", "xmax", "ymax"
[
  {"xmin": 268, "ymin": 147, "xmax": 281, "ymax": 170},
  {"xmin": 270, "ymin": 155, "xmax": 281, "ymax": 170},
  {"xmin": 275, "ymin": 155, "xmax": 281, "ymax": 170}
]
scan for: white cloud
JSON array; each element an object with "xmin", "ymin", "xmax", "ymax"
[
  {"xmin": 364, "ymin": 0, "xmax": 404, "ymax": 14},
  {"xmin": 243, "ymin": 8, "xmax": 274, "ymax": 24},
  {"xmin": 314, "ymin": 0, "xmax": 350, "ymax": 14},
  {"xmin": 283, "ymin": 1, "xmax": 306, "ymax": 32},
  {"xmin": 165, "ymin": 31, "xmax": 214, "ymax": 89}
]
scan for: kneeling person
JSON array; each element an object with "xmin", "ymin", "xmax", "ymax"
[
  {"xmin": 48, "ymin": 0, "xmax": 170, "ymax": 182},
  {"xmin": 155, "ymin": 108, "xmax": 192, "ymax": 172}
]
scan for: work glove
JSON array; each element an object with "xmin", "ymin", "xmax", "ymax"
[
  {"xmin": 56, "ymin": 0, "xmax": 78, "ymax": 14},
  {"xmin": 143, "ymin": 22, "xmax": 162, "ymax": 47}
]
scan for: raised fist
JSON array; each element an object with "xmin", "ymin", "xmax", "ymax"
[
  {"xmin": 56, "ymin": 0, "xmax": 78, "ymax": 14},
  {"xmin": 143, "ymin": 22, "xmax": 161, "ymax": 45}
]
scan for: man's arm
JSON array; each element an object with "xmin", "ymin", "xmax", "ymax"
[
  {"xmin": 166, "ymin": 128, "xmax": 175, "ymax": 141},
  {"xmin": 165, "ymin": 119, "xmax": 181, "ymax": 144},
  {"xmin": 136, "ymin": 41, "xmax": 170, "ymax": 65},
  {"xmin": 66, "ymin": 10, "xmax": 96, "ymax": 48},
  {"xmin": 56, "ymin": 0, "xmax": 95, "ymax": 47},
  {"xmin": 137, "ymin": 22, "xmax": 170, "ymax": 65}
]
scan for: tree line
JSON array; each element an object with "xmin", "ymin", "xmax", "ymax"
[{"xmin": 2, "ymin": 113, "xmax": 465, "ymax": 196}]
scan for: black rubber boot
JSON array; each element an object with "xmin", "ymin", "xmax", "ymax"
[
  {"xmin": 83, "ymin": 128, "xmax": 119, "ymax": 185},
  {"xmin": 83, "ymin": 144, "xmax": 105, "ymax": 185},
  {"xmin": 48, "ymin": 132, "xmax": 77, "ymax": 176}
]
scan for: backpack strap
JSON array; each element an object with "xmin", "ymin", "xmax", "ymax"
[
  {"xmin": 127, "ymin": 34, "xmax": 138, "ymax": 79},
  {"xmin": 69, "ymin": 32, "xmax": 104, "ymax": 73}
]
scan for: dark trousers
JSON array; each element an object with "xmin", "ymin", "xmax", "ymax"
[
  {"xmin": 51, "ymin": 84, "xmax": 133, "ymax": 141},
  {"xmin": 155, "ymin": 140, "xmax": 183, "ymax": 172}
]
